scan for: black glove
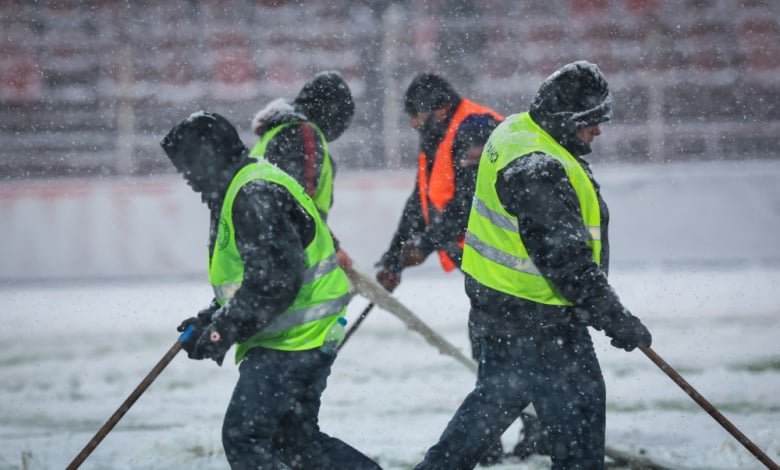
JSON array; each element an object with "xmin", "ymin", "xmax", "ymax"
[
  {"xmin": 183, "ymin": 321, "xmax": 234, "ymax": 366},
  {"xmin": 177, "ymin": 315, "xmax": 210, "ymax": 335},
  {"xmin": 376, "ymin": 268, "xmax": 401, "ymax": 292},
  {"xmin": 176, "ymin": 310, "xmax": 213, "ymax": 359},
  {"xmin": 400, "ymin": 241, "xmax": 428, "ymax": 268},
  {"xmin": 177, "ymin": 300, "xmax": 220, "ymax": 333},
  {"xmin": 605, "ymin": 314, "xmax": 652, "ymax": 352}
]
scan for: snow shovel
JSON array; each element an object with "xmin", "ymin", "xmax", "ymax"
[
  {"xmin": 342, "ymin": 264, "xmax": 477, "ymax": 372},
  {"xmin": 65, "ymin": 325, "xmax": 196, "ymax": 470},
  {"xmin": 641, "ymin": 346, "xmax": 779, "ymax": 470}
]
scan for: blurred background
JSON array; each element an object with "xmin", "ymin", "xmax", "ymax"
[
  {"xmin": 2, "ymin": 0, "xmax": 779, "ymax": 179},
  {"xmin": 1, "ymin": 0, "xmax": 779, "ymax": 282},
  {"xmin": 2, "ymin": 5, "xmax": 778, "ymax": 469}
]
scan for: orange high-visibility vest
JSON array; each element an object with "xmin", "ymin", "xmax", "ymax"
[{"xmin": 417, "ymin": 99, "xmax": 504, "ymax": 272}]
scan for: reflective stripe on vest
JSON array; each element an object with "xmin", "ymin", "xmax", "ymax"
[
  {"xmin": 462, "ymin": 112, "xmax": 602, "ymax": 306},
  {"xmin": 212, "ymin": 251, "xmax": 342, "ymax": 306},
  {"xmin": 249, "ymin": 121, "xmax": 334, "ymax": 218},
  {"xmin": 417, "ymin": 99, "xmax": 504, "ymax": 272},
  {"xmin": 208, "ymin": 160, "xmax": 350, "ymax": 361}
]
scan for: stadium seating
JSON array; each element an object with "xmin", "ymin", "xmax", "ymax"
[{"xmin": 1, "ymin": 0, "xmax": 779, "ymax": 178}]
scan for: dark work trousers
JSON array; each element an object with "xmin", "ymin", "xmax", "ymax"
[
  {"xmin": 416, "ymin": 320, "xmax": 606, "ymax": 470},
  {"xmin": 222, "ymin": 347, "xmax": 381, "ymax": 470}
]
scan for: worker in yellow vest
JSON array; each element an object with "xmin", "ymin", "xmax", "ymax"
[
  {"xmin": 415, "ymin": 62, "xmax": 652, "ymax": 470},
  {"xmin": 249, "ymin": 71, "xmax": 355, "ymax": 268},
  {"xmin": 161, "ymin": 112, "xmax": 380, "ymax": 470}
]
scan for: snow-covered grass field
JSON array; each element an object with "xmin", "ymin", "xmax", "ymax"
[
  {"xmin": 2, "ymin": 268, "xmax": 779, "ymax": 470},
  {"xmin": 1, "ymin": 161, "xmax": 779, "ymax": 469}
]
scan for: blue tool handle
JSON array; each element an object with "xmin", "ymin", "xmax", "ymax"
[{"xmin": 178, "ymin": 324, "xmax": 196, "ymax": 343}]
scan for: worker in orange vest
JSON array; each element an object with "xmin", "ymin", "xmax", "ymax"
[
  {"xmin": 375, "ymin": 74, "xmax": 546, "ymax": 464},
  {"xmin": 376, "ymin": 73, "xmax": 503, "ymax": 291}
]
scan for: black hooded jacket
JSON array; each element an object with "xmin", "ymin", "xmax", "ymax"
[
  {"xmin": 253, "ymin": 105, "xmax": 331, "ymax": 216},
  {"xmin": 251, "ymin": 71, "xmax": 354, "ymax": 228},
  {"xmin": 293, "ymin": 71, "xmax": 354, "ymax": 143},
  {"xmin": 466, "ymin": 62, "xmax": 634, "ymax": 341},
  {"xmin": 161, "ymin": 112, "xmax": 317, "ymax": 342}
]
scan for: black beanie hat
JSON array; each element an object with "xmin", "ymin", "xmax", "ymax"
[
  {"xmin": 293, "ymin": 71, "xmax": 354, "ymax": 142},
  {"xmin": 404, "ymin": 73, "xmax": 460, "ymax": 116},
  {"xmin": 530, "ymin": 60, "xmax": 612, "ymax": 129}
]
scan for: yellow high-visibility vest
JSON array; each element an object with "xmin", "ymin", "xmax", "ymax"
[
  {"xmin": 209, "ymin": 160, "xmax": 349, "ymax": 362},
  {"xmin": 249, "ymin": 121, "xmax": 334, "ymax": 218},
  {"xmin": 462, "ymin": 112, "xmax": 601, "ymax": 305}
]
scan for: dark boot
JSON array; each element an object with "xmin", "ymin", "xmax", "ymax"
[{"xmin": 512, "ymin": 412, "xmax": 550, "ymax": 460}]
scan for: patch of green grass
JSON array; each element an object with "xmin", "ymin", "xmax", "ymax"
[
  {"xmin": 166, "ymin": 380, "xmax": 196, "ymax": 391},
  {"xmin": 0, "ymin": 355, "xmax": 31, "ymax": 367},
  {"xmin": 610, "ymin": 365, "xmax": 702, "ymax": 378},
  {"xmin": 611, "ymin": 367, "xmax": 635, "ymax": 378},
  {"xmin": 608, "ymin": 400, "xmax": 780, "ymax": 414},
  {"xmin": 729, "ymin": 358, "xmax": 780, "ymax": 373},
  {"xmin": 0, "ymin": 352, "xmax": 75, "ymax": 367},
  {"xmin": 184, "ymin": 444, "xmax": 223, "ymax": 458}
]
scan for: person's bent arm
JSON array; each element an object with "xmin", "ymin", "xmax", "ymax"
[{"xmin": 497, "ymin": 154, "xmax": 650, "ymax": 350}]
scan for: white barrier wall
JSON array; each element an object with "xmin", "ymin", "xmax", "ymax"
[
  {"xmin": 0, "ymin": 172, "xmax": 418, "ymax": 282},
  {"xmin": 0, "ymin": 176, "xmax": 209, "ymax": 281},
  {"xmin": 2, "ymin": 161, "xmax": 780, "ymax": 282}
]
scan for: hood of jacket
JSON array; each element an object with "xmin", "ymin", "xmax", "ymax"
[
  {"xmin": 529, "ymin": 60, "xmax": 612, "ymax": 157},
  {"xmin": 250, "ymin": 97, "xmax": 308, "ymax": 137},
  {"xmin": 160, "ymin": 111, "xmax": 249, "ymax": 207},
  {"xmin": 293, "ymin": 71, "xmax": 354, "ymax": 142}
]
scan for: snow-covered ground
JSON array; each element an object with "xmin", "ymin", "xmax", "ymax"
[{"xmin": 1, "ymin": 160, "xmax": 779, "ymax": 469}]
